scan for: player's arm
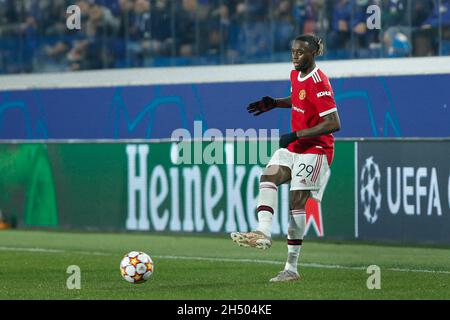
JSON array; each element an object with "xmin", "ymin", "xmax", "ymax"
[
  {"xmin": 297, "ymin": 111, "xmax": 341, "ymax": 138},
  {"xmin": 274, "ymin": 96, "xmax": 292, "ymax": 108},
  {"xmin": 247, "ymin": 96, "xmax": 292, "ymax": 116},
  {"xmin": 279, "ymin": 111, "xmax": 341, "ymax": 148}
]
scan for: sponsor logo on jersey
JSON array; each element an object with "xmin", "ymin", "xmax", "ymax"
[
  {"xmin": 292, "ymin": 106, "xmax": 305, "ymax": 113},
  {"xmin": 317, "ymin": 91, "xmax": 332, "ymax": 98},
  {"xmin": 299, "ymin": 90, "xmax": 306, "ymax": 100}
]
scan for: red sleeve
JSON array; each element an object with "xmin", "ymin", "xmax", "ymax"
[{"xmin": 309, "ymin": 79, "xmax": 337, "ymax": 117}]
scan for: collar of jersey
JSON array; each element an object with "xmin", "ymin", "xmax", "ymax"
[{"xmin": 297, "ymin": 65, "xmax": 319, "ymax": 82}]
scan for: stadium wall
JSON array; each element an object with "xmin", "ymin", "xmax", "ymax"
[
  {"xmin": 1, "ymin": 139, "xmax": 449, "ymax": 245},
  {"xmin": 1, "ymin": 56, "xmax": 450, "ymax": 139}
]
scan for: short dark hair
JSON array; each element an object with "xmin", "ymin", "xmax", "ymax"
[{"xmin": 294, "ymin": 34, "xmax": 324, "ymax": 56}]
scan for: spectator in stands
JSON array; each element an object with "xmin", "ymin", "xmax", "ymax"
[
  {"xmin": 438, "ymin": 0, "xmax": 450, "ymax": 54},
  {"xmin": 128, "ymin": 0, "xmax": 174, "ymax": 66},
  {"xmin": 421, "ymin": 0, "xmax": 450, "ymax": 55},
  {"xmin": 0, "ymin": 0, "xmax": 18, "ymax": 25},
  {"xmin": 37, "ymin": 0, "xmax": 69, "ymax": 37},
  {"xmin": 327, "ymin": 0, "xmax": 381, "ymax": 59},
  {"xmin": 422, "ymin": 0, "xmax": 450, "ymax": 28},
  {"xmin": 115, "ymin": 0, "xmax": 134, "ymax": 66},
  {"xmin": 43, "ymin": 0, "xmax": 92, "ymax": 71},
  {"xmin": 67, "ymin": 0, "xmax": 119, "ymax": 70},
  {"xmin": 101, "ymin": 0, "xmax": 122, "ymax": 17},
  {"xmin": 15, "ymin": 9, "xmax": 39, "ymax": 73},
  {"xmin": 382, "ymin": 0, "xmax": 412, "ymax": 57},
  {"xmin": 194, "ymin": 0, "xmax": 217, "ymax": 61},
  {"xmin": 326, "ymin": 0, "xmax": 354, "ymax": 57},
  {"xmin": 293, "ymin": 0, "xmax": 327, "ymax": 36},
  {"xmin": 85, "ymin": 0, "xmax": 119, "ymax": 38},
  {"xmin": 117, "ymin": 0, "xmax": 134, "ymax": 36},
  {"xmin": 410, "ymin": 0, "xmax": 435, "ymax": 56},
  {"xmin": 273, "ymin": 0, "xmax": 295, "ymax": 53},
  {"xmin": 150, "ymin": 0, "xmax": 174, "ymax": 57},
  {"xmin": 0, "ymin": 0, "xmax": 38, "ymax": 73},
  {"xmin": 204, "ymin": 2, "xmax": 232, "ymax": 60},
  {"xmin": 228, "ymin": 0, "xmax": 272, "ymax": 62},
  {"xmin": 383, "ymin": 0, "xmax": 409, "ymax": 27},
  {"xmin": 127, "ymin": 0, "xmax": 152, "ymax": 66},
  {"xmin": 1, "ymin": 0, "xmax": 450, "ymax": 74},
  {"xmin": 175, "ymin": 0, "xmax": 198, "ymax": 57}
]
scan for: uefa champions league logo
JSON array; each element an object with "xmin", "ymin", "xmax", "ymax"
[{"xmin": 360, "ymin": 156, "xmax": 382, "ymax": 224}]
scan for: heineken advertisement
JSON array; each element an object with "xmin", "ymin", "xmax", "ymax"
[{"xmin": 0, "ymin": 141, "xmax": 354, "ymax": 239}]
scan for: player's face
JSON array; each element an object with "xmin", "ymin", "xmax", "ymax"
[{"xmin": 291, "ymin": 40, "xmax": 314, "ymax": 72}]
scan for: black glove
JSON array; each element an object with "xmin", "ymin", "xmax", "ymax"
[
  {"xmin": 247, "ymin": 96, "xmax": 277, "ymax": 116},
  {"xmin": 279, "ymin": 132, "xmax": 298, "ymax": 148}
]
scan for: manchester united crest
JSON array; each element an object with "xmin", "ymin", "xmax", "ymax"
[{"xmin": 299, "ymin": 90, "xmax": 306, "ymax": 100}]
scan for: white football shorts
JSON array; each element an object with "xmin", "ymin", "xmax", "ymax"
[{"xmin": 266, "ymin": 148, "xmax": 331, "ymax": 202}]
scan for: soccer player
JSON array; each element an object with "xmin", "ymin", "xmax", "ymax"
[{"xmin": 230, "ymin": 34, "xmax": 341, "ymax": 282}]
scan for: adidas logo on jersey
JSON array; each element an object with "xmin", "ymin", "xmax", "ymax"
[{"xmin": 312, "ymin": 71, "xmax": 322, "ymax": 84}]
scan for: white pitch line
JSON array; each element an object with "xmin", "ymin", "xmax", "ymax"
[
  {"xmin": 158, "ymin": 255, "xmax": 282, "ymax": 266},
  {"xmin": 1, "ymin": 246, "xmax": 449, "ymax": 275},
  {"xmin": 0, "ymin": 246, "xmax": 65, "ymax": 253}
]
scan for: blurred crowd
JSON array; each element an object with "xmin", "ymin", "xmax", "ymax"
[{"xmin": 0, "ymin": 0, "xmax": 449, "ymax": 74}]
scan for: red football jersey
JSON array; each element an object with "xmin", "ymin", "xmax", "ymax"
[{"xmin": 288, "ymin": 66, "xmax": 337, "ymax": 166}]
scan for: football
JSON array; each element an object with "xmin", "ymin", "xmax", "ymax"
[{"xmin": 120, "ymin": 251, "xmax": 154, "ymax": 284}]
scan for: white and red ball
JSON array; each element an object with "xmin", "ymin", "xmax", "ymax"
[{"xmin": 120, "ymin": 251, "xmax": 154, "ymax": 284}]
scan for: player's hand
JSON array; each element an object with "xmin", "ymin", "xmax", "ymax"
[
  {"xmin": 247, "ymin": 96, "xmax": 277, "ymax": 116},
  {"xmin": 279, "ymin": 132, "xmax": 298, "ymax": 148}
]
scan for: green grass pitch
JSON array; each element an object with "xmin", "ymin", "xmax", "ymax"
[{"xmin": 0, "ymin": 230, "xmax": 449, "ymax": 300}]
